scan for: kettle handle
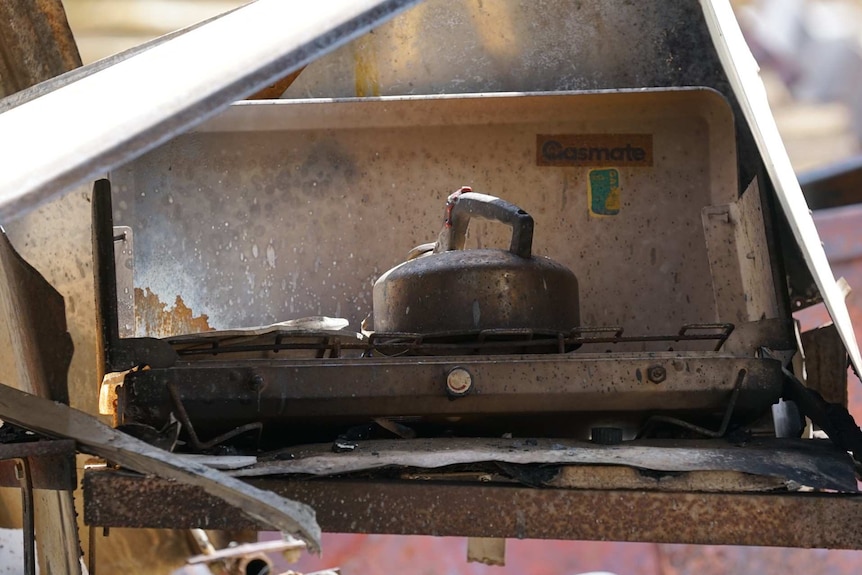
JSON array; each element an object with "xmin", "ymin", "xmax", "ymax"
[{"xmin": 437, "ymin": 189, "xmax": 534, "ymax": 258}]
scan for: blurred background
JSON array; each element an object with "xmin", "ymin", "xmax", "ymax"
[
  {"xmin": 61, "ymin": 0, "xmax": 862, "ymax": 172},
  {"xmin": 48, "ymin": 0, "xmax": 862, "ymax": 573}
]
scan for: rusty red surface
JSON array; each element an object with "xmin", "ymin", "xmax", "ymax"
[
  {"xmin": 284, "ymin": 534, "xmax": 862, "ymax": 575},
  {"xmin": 276, "ymin": 205, "xmax": 862, "ymax": 575}
]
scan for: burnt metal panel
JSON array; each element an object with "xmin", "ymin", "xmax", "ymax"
[
  {"xmin": 0, "ymin": 439, "xmax": 76, "ymax": 491},
  {"xmin": 120, "ymin": 354, "xmax": 783, "ymax": 434},
  {"xmin": 83, "ymin": 470, "xmax": 862, "ymax": 549}
]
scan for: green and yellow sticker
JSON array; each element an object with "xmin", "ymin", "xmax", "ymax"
[{"xmin": 588, "ymin": 168, "xmax": 621, "ymax": 217}]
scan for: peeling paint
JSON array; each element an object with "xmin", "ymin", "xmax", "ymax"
[{"xmin": 135, "ymin": 287, "xmax": 214, "ymax": 338}]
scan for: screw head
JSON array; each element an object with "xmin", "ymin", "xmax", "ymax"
[
  {"xmin": 249, "ymin": 374, "xmax": 265, "ymax": 390},
  {"xmin": 647, "ymin": 365, "xmax": 666, "ymax": 383},
  {"xmin": 446, "ymin": 367, "xmax": 473, "ymax": 397}
]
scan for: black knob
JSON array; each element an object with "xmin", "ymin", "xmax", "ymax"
[{"xmin": 590, "ymin": 427, "xmax": 623, "ymax": 445}]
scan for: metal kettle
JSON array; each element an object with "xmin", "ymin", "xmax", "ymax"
[{"xmin": 372, "ymin": 188, "xmax": 580, "ymax": 334}]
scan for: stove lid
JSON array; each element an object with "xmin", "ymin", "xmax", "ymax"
[{"xmin": 700, "ymin": 0, "xmax": 862, "ymax": 378}]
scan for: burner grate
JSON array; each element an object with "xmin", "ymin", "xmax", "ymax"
[
  {"xmin": 166, "ymin": 331, "xmax": 367, "ymax": 360},
  {"xmin": 367, "ymin": 323, "xmax": 735, "ymax": 356},
  {"xmin": 166, "ymin": 323, "xmax": 734, "ymax": 359}
]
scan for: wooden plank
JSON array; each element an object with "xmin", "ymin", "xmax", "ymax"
[
  {"xmin": 0, "ymin": 231, "xmax": 82, "ymax": 574},
  {"xmin": 0, "ymin": 382, "xmax": 322, "ymax": 550}
]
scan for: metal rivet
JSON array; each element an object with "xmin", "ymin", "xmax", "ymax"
[
  {"xmin": 647, "ymin": 365, "xmax": 666, "ymax": 384},
  {"xmin": 446, "ymin": 367, "xmax": 473, "ymax": 397}
]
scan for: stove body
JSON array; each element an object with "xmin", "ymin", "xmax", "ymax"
[
  {"xmin": 81, "ymin": 0, "xmax": 862, "ymax": 549},
  {"xmin": 107, "ymin": 89, "xmax": 791, "ymax": 445}
]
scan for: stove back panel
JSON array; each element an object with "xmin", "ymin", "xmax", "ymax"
[{"xmin": 110, "ymin": 90, "xmax": 777, "ymax": 351}]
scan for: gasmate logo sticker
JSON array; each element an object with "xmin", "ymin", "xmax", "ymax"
[
  {"xmin": 588, "ymin": 168, "xmax": 621, "ymax": 217},
  {"xmin": 536, "ymin": 134, "xmax": 653, "ymax": 167}
]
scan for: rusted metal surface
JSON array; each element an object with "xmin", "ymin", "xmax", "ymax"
[
  {"xmin": 0, "ymin": 0, "xmax": 81, "ymax": 98},
  {"xmin": 83, "ymin": 470, "xmax": 862, "ymax": 549},
  {"xmin": 0, "ymin": 438, "xmax": 76, "ymax": 461},
  {"xmin": 135, "ymin": 288, "xmax": 214, "ymax": 338},
  {"xmin": 802, "ymin": 323, "xmax": 849, "ymax": 407},
  {"xmin": 0, "ymin": 439, "xmax": 76, "ymax": 490}
]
